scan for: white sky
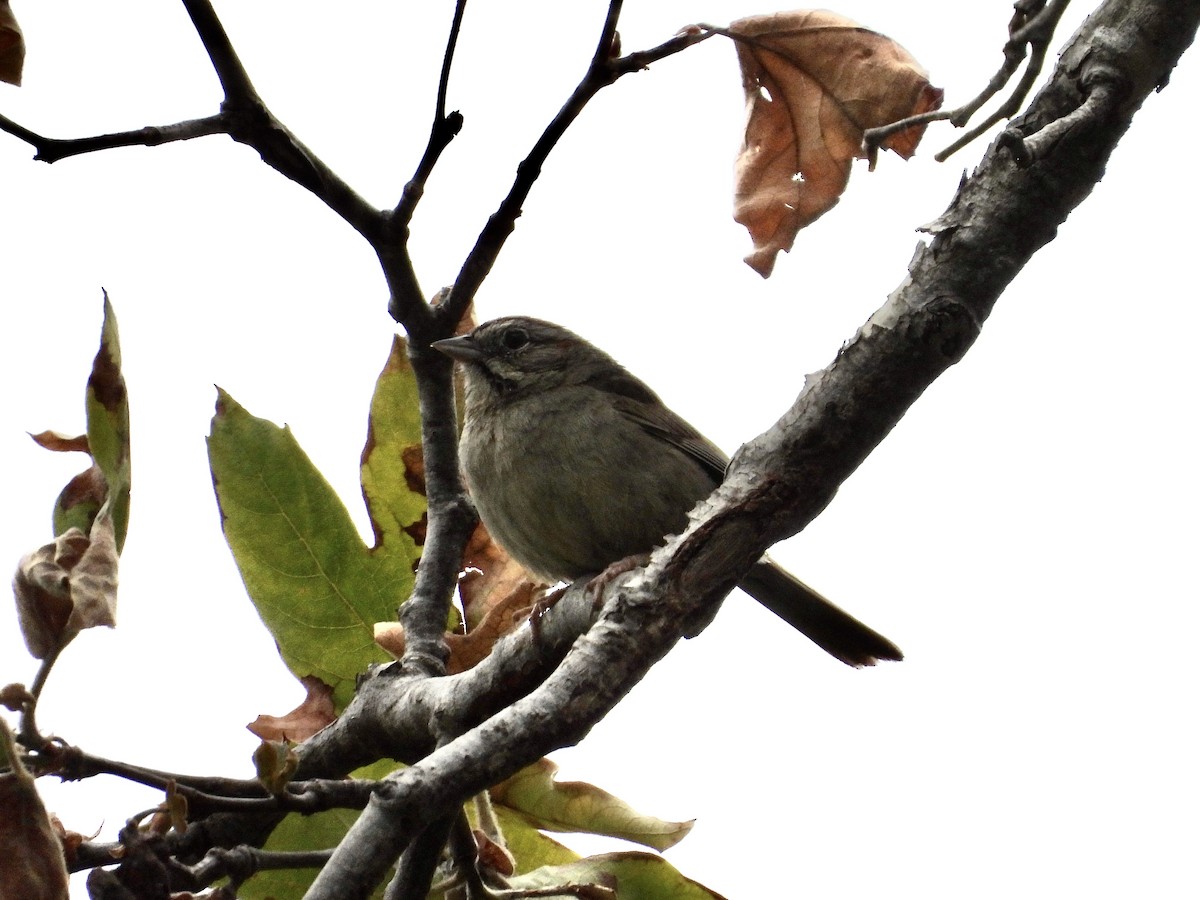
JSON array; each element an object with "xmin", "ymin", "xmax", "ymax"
[{"xmin": 2, "ymin": 2, "xmax": 1197, "ymax": 898}]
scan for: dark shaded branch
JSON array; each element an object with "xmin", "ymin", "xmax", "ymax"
[
  {"xmin": 0, "ymin": 0, "xmax": 385, "ymax": 245},
  {"xmin": 183, "ymin": 846, "xmax": 333, "ymax": 893},
  {"xmin": 386, "ymin": 1, "xmax": 470, "ymax": 326},
  {"xmin": 393, "ymin": 0, "xmax": 468, "ymax": 226},
  {"xmin": 447, "ymin": 810, "xmax": 491, "ymax": 898},
  {"xmin": 178, "ymin": 0, "xmax": 257, "ymax": 100},
  {"xmin": 383, "ymin": 814, "xmax": 454, "ymax": 900},
  {"xmin": 392, "ymin": 325, "xmax": 476, "ymax": 678},
  {"xmin": 16, "ymin": 643, "xmax": 62, "ymax": 750},
  {"xmin": 0, "ymin": 114, "xmax": 228, "ymax": 163}
]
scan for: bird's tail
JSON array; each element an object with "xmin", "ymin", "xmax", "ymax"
[{"xmin": 739, "ymin": 560, "xmax": 903, "ymax": 667}]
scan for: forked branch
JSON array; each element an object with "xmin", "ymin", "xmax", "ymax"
[{"xmin": 862, "ymin": 0, "xmax": 1072, "ymax": 164}]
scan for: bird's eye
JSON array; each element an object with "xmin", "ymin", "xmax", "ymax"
[{"xmin": 500, "ymin": 327, "xmax": 529, "ymax": 351}]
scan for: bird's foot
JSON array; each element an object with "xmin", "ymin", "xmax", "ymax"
[
  {"xmin": 527, "ymin": 583, "xmax": 568, "ymax": 627},
  {"xmin": 584, "ymin": 552, "xmax": 651, "ymax": 609}
]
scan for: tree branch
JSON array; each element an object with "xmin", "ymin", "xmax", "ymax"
[
  {"xmin": 0, "ymin": 113, "xmax": 229, "ymax": 163},
  {"xmin": 28, "ymin": 2, "xmax": 1197, "ymax": 895},
  {"xmin": 437, "ymin": 8, "xmax": 713, "ymax": 328},
  {"xmin": 862, "ymin": 0, "xmax": 1072, "ymax": 164},
  {"xmin": 291, "ymin": 2, "xmax": 1200, "ymax": 895}
]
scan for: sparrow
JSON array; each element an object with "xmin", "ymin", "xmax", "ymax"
[{"xmin": 433, "ymin": 316, "xmax": 902, "ymax": 666}]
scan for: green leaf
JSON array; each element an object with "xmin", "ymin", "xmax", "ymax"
[
  {"xmin": 491, "ymin": 759, "xmax": 694, "ymax": 852},
  {"xmin": 207, "ymin": 390, "xmax": 418, "ymax": 709},
  {"xmin": 83, "ymin": 293, "xmax": 131, "ymax": 551},
  {"xmin": 238, "ymin": 759, "xmax": 400, "ymax": 900},
  {"xmin": 360, "ymin": 335, "xmax": 427, "ymax": 551},
  {"xmin": 507, "ymin": 851, "xmax": 728, "ymax": 899}
]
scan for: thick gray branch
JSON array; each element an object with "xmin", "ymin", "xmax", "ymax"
[{"xmin": 294, "ymin": 2, "xmax": 1200, "ymax": 897}]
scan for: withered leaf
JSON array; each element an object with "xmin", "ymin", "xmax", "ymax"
[
  {"xmin": 12, "ymin": 503, "xmax": 119, "ymax": 659},
  {"xmin": 13, "ymin": 530, "xmax": 91, "ymax": 660},
  {"xmin": 252, "ymin": 740, "xmax": 300, "ymax": 796},
  {"xmin": 460, "ymin": 521, "xmax": 545, "ymax": 630},
  {"xmin": 374, "ymin": 582, "xmax": 539, "ymax": 675},
  {"xmin": 0, "ymin": 722, "xmax": 70, "ymax": 900},
  {"xmin": 247, "ymin": 675, "xmax": 336, "ymax": 743},
  {"xmin": 0, "ymin": 683, "xmax": 35, "ymax": 712},
  {"xmin": 28, "ymin": 431, "xmax": 90, "ymax": 454},
  {"xmin": 48, "ymin": 815, "xmax": 90, "ymax": 867},
  {"xmin": 729, "ymin": 10, "xmax": 943, "ymax": 276},
  {"xmin": 0, "ymin": 0, "xmax": 24, "ymax": 87},
  {"xmin": 473, "ymin": 828, "xmax": 517, "ymax": 877},
  {"xmin": 63, "ymin": 504, "xmax": 119, "ymax": 636}
]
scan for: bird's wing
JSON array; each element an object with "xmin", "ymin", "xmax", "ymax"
[
  {"xmin": 586, "ymin": 364, "xmax": 730, "ymax": 481},
  {"xmin": 612, "ymin": 398, "xmax": 730, "ymax": 482}
]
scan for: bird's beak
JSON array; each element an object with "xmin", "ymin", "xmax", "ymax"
[{"xmin": 431, "ymin": 334, "xmax": 483, "ymax": 363}]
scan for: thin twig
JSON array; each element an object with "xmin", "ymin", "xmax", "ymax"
[
  {"xmin": 0, "ymin": 114, "xmax": 228, "ymax": 163},
  {"xmin": 388, "ymin": 0, "xmax": 471, "ymax": 325},
  {"xmin": 384, "ymin": 814, "xmax": 455, "ymax": 900},
  {"xmin": 450, "ymin": 810, "xmax": 496, "ymax": 900},
  {"xmin": 185, "ymin": 845, "xmax": 333, "ymax": 891},
  {"xmin": 439, "ymin": 3, "xmax": 716, "ymax": 327},
  {"xmin": 861, "ymin": 0, "xmax": 1072, "ymax": 164},
  {"xmin": 39, "ymin": 743, "xmax": 379, "ymax": 817},
  {"xmin": 16, "ymin": 644, "xmax": 61, "ymax": 748}
]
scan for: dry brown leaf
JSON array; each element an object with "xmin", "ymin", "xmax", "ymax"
[
  {"xmin": 445, "ymin": 582, "xmax": 539, "ymax": 674},
  {"xmin": 0, "ymin": 723, "xmax": 70, "ymax": 900},
  {"xmin": 473, "ymin": 828, "xmax": 517, "ymax": 877},
  {"xmin": 247, "ymin": 675, "xmax": 336, "ymax": 743},
  {"xmin": 13, "ymin": 502, "xmax": 120, "ymax": 659},
  {"xmin": 63, "ymin": 505, "xmax": 119, "ymax": 635},
  {"xmin": 374, "ymin": 584, "xmax": 538, "ymax": 675},
  {"xmin": 373, "ymin": 621, "xmax": 407, "ymax": 659},
  {"xmin": 28, "ymin": 431, "xmax": 90, "ymax": 454},
  {"xmin": 48, "ymin": 816, "xmax": 90, "ymax": 867},
  {"xmin": 0, "ymin": 682, "xmax": 35, "ymax": 712},
  {"xmin": 460, "ymin": 521, "xmax": 545, "ymax": 630},
  {"xmin": 13, "ymin": 530, "xmax": 91, "ymax": 659},
  {"xmin": 730, "ymin": 10, "xmax": 943, "ymax": 277},
  {"xmin": 0, "ymin": 0, "xmax": 24, "ymax": 87}
]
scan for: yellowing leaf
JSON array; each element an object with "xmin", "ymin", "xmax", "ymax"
[
  {"xmin": 729, "ymin": 10, "xmax": 942, "ymax": 276},
  {"xmin": 252, "ymin": 740, "xmax": 299, "ymax": 797},
  {"xmin": 507, "ymin": 851, "xmax": 727, "ymax": 899},
  {"xmin": 360, "ymin": 335, "xmax": 427, "ymax": 551},
  {"xmin": 490, "ymin": 758, "xmax": 694, "ymax": 852},
  {"xmin": 84, "ymin": 295, "xmax": 132, "ymax": 551},
  {"xmin": 487, "ymin": 804, "xmax": 581, "ymax": 875},
  {"xmin": 208, "ymin": 390, "xmax": 417, "ymax": 710}
]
